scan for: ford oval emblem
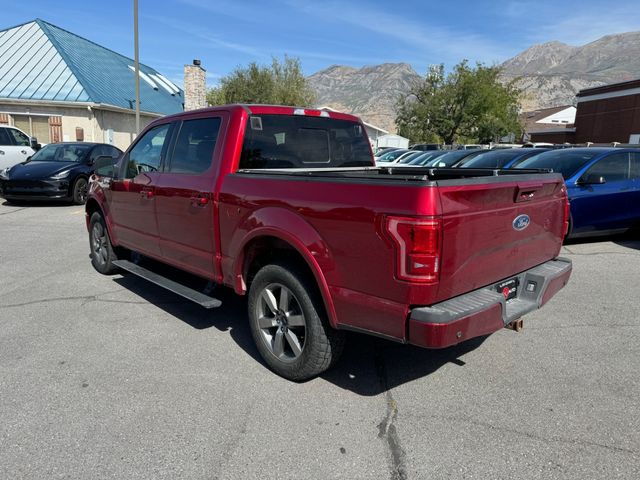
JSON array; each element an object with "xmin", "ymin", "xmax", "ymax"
[{"xmin": 513, "ymin": 214, "xmax": 530, "ymax": 231}]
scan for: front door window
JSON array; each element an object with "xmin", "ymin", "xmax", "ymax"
[{"xmin": 123, "ymin": 124, "xmax": 170, "ymax": 178}]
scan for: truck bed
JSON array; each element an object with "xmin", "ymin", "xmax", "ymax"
[{"xmin": 220, "ymin": 167, "xmax": 567, "ymax": 340}]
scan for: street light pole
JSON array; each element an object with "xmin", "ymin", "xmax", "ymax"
[{"xmin": 133, "ymin": 0, "xmax": 140, "ymax": 135}]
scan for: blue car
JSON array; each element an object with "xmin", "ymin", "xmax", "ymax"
[{"xmin": 515, "ymin": 148, "xmax": 640, "ymax": 238}]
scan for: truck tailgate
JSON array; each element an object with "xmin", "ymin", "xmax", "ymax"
[{"xmin": 435, "ymin": 173, "xmax": 566, "ymax": 301}]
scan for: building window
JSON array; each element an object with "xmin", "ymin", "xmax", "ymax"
[{"xmin": 11, "ymin": 115, "xmax": 51, "ymax": 143}]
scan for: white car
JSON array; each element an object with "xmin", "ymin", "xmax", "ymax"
[{"xmin": 0, "ymin": 126, "xmax": 38, "ymax": 170}]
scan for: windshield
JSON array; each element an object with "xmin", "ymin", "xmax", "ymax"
[
  {"xmin": 428, "ymin": 150, "xmax": 480, "ymax": 167},
  {"xmin": 30, "ymin": 143, "xmax": 92, "ymax": 162},
  {"xmin": 515, "ymin": 149, "xmax": 602, "ymax": 178},
  {"xmin": 409, "ymin": 151, "xmax": 446, "ymax": 165},
  {"xmin": 240, "ymin": 115, "xmax": 373, "ymax": 169},
  {"xmin": 397, "ymin": 151, "xmax": 424, "ymax": 164},
  {"xmin": 460, "ymin": 149, "xmax": 522, "ymax": 168},
  {"xmin": 377, "ymin": 149, "xmax": 409, "ymax": 162}
]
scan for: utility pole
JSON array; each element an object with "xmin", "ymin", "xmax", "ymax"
[{"xmin": 133, "ymin": 0, "xmax": 140, "ymax": 135}]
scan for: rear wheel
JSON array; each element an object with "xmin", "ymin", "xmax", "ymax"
[
  {"xmin": 72, "ymin": 177, "xmax": 88, "ymax": 204},
  {"xmin": 248, "ymin": 262, "xmax": 345, "ymax": 381},
  {"xmin": 89, "ymin": 211, "xmax": 119, "ymax": 275}
]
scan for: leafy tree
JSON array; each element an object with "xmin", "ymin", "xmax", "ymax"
[
  {"xmin": 396, "ymin": 61, "xmax": 522, "ymax": 144},
  {"xmin": 206, "ymin": 56, "xmax": 316, "ymax": 107}
]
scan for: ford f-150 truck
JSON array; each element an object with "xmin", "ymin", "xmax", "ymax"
[{"xmin": 86, "ymin": 105, "xmax": 572, "ymax": 381}]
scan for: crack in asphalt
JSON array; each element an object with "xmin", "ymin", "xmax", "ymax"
[
  {"xmin": 0, "ymin": 207, "xmax": 27, "ymax": 216},
  {"xmin": 0, "ymin": 290, "xmax": 190, "ymax": 309},
  {"xmin": 527, "ymin": 323, "xmax": 639, "ymax": 330},
  {"xmin": 432, "ymin": 414, "xmax": 638, "ymax": 456},
  {"xmin": 0, "ymin": 261, "xmax": 88, "ymax": 300},
  {"xmin": 213, "ymin": 398, "xmax": 256, "ymax": 479},
  {"xmin": 375, "ymin": 348, "xmax": 408, "ymax": 480}
]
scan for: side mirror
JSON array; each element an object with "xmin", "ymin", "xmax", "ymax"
[
  {"xmin": 30, "ymin": 137, "xmax": 41, "ymax": 150},
  {"xmin": 93, "ymin": 155, "xmax": 117, "ymax": 177},
  {"xmin": 578, "ymin": 174, "xmax": 606, "ymax": 185}
]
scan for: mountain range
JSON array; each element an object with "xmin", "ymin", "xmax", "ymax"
[
  {"xmin": 308, "ymin": 63, "xmax": 420, "ymax": 133},
  {"xmin": 308, "ymin": 31, "xmax": 640, "ymax": 133}
]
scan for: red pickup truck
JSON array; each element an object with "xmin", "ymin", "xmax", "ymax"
[{"xmin": 86, "ymin": 105, "xmax": 572, "ymax": 380}]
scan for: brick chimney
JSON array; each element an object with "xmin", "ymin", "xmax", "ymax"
[{"xmin": 184, "ymin": 59, "xmax": 206, "ymax": 111}]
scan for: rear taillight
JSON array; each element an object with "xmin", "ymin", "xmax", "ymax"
[{"xmin": 385, "ymin": 216, "xmax": 442, "ymax": 283}]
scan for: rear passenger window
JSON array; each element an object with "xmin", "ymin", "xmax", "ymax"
[
  {"xmin": 124, "ymin": 124, "xmax": 170, "ymax": 178},
  {"xmin": 585, "ymin": 153, "xmax": 629, "ymax": 182},
  {"xmin": 168, "ymin": 117, "xmax": 221, "ymax": 174}
]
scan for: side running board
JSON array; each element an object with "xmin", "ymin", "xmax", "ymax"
[{"xmin": 113, "ymin": 260, "xmax": 222, "ymax": 308}]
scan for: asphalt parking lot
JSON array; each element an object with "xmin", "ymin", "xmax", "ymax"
[{"xmin": 0, "ymin": 201, "xmax": 638, "ymax": 480}]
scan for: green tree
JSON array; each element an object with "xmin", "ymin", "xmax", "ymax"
[
  {"xmin": 206, "ymin": 55, "xmax": 316, "ymax": 107},
  {"xmin": 396, "ymin": 61, "xmax": 522, "ymax": 144}
]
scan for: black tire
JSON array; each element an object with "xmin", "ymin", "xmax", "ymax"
[
  {"xmin": 72, "ymin": 177, "xmax": 89, "ymax": 205},
  {"xmin": 89, "ymin": 211, "xmax": 119, "ymax": 275},
  {"xmin": 248, "ymin": 262, "xmax": 345, "ymax": 381}
]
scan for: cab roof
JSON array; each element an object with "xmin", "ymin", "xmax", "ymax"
[{"xmin": 158, "ymin": 104, "xmax": 363, "ymax": 124}]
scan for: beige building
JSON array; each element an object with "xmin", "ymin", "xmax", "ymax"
[
  {"xmin": 0, "ymin": 19, "xmax": 185, "ymax": 150},
  {"xmin": 0, "ymin": 101, "xmax": 158, "ymax": 149}
]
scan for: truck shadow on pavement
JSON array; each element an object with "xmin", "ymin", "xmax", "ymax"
[
  {"xmin": 113, "ymin": 273, "xmax": 487, "ymax": 395},
  {"xmin": 112, "ymin": 274, "xmax": 260, "ymax": 355},
  {"xmin": 321, "ymin": 334, "xmax": 488, "ymax": 396},
  {"xmin": 614, "ymin": 238, "xmax": 640, "ymax": 250}
]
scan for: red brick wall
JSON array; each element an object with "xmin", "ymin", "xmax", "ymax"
[
  {"xmin": 529, "ymin": 131, "xmax": 576, "ymax": 144},
  {"xmin": 574, "ymin": 93, "xmax": 640, "ymax": 143}
]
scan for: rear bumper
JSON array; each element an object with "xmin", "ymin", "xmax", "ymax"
[{"xmin": 408, "ymin": 257, "xmax": 572, "ymax": 348}]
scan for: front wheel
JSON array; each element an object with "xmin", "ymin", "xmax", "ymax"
[
  {"xmin": 72, "ymin": 177, "xmax": 88, "ymax": 205},
  {"xmin": 248, "ymin": 263, "xmax": 345, "ymax": 381},
  {"xmin": 89, "ymin": 211, "xmax": 119, "ymax": 275}
]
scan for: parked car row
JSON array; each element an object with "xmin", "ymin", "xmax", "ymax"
[
  {"xmin": 376, "ymin": 144, "xmax": 640, "ymax": 239},
  {"xmin": 375, "ymin": 146, "xmax": 545, "ymax": 168},
  {"xmin": 3, "ymin": 128, "xmax": 638, "ymax": 240}
]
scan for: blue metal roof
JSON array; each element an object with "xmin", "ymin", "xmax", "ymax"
[{"xmin": 0, "ymin": 19, "xmax": 183, "ymax": 115}]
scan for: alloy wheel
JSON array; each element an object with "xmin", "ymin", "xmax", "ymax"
[
  {"xmin": 91, "ymin": 222, "xmax": 108, "ymax": 266},
  {"xmin": 77, "ymin": 179, "xmax": 88, "ymax": 203},
  {"xmin": 255, "ymin": 283, "xmax": 306, "ymax": 362}
]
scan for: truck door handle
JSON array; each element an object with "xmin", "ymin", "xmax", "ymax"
[
  {"xmin": 140, "ymin": 189, "xmax": 154, "ymax": 199},
  {"xmin": 21, "ymin": 150, "xmax": 27, "ymax": 155},
  {"xmin": 190, "ymin": 193, "xmax": 209, "ymax": 207}
]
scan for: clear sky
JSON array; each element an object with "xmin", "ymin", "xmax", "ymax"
[{"xmin": 3, "ymin": 0, "xmax": 640, "ymax": 87}]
